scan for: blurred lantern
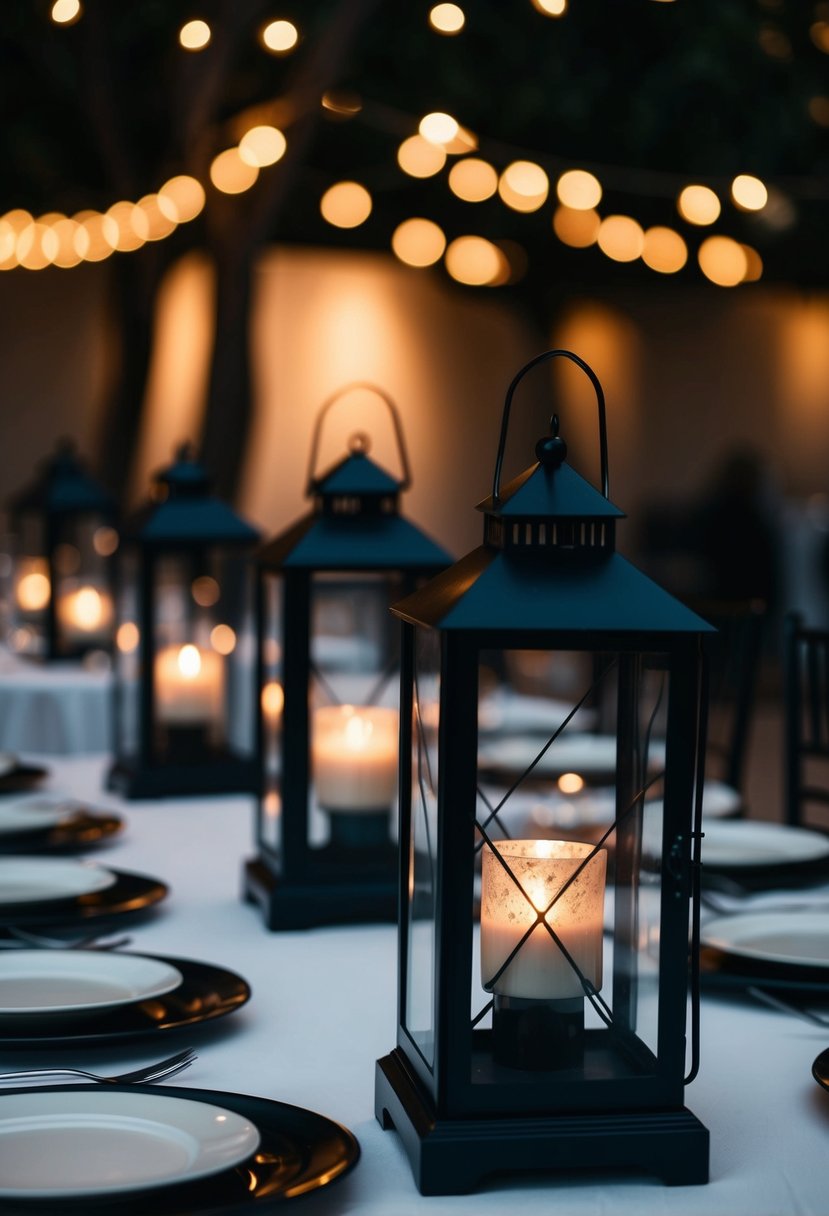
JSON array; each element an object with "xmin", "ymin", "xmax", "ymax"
[
  {"xmin": 5, "ymin": 440, "xmax": 117, "ymax": 660},
  {"xmin": 108, "ymin": 445, "xmax": 259, "ymax": 799},
  {"xmin": 375, "ymin": 351, "xmax": 711, "ymax": 1193},
  {"xmin": 244, "ymin": 384, "xmax": 451, "ymax": 930}
]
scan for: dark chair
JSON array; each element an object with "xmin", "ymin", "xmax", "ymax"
[
  {"xmin": 683, "ymin": 596, "xmax": 767, "ymax": 815},
  {"xmin": 783, "ymin": 612, "xmax": 829, "ymax": 827}
]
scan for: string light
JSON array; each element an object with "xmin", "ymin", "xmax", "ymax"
[
  {"xmin": 239, "ymin": 126, "xmax": 287, "ymax": 167},
  {"xmin": 597, "ymin": 214, "xmax": 644, "ymax": 262},
  {"xmin": 391, "ymin": 218, "xmax": 446, "ymax": 267},
  {"xmin": 261, "ymin": 20, "xmax": 299, "ymax": 53},
  {"xmin": 641, "ymin": 226, "xmax": 687, "ymax": 274},
  {"xmin": 498, "ymin": 161, "xmax": 549, "ymax": 212},
  {"xmin": 448, "ymin": 157, "xmax": 498, "ymax": 201},
  {"xmin": 740, "ymin": 244, "xmax": 763, "ymax": 282},
  {"xmin": 677, "ymin": 184, "xmax": 721, "ymax": 226},
  {"xmin": 731, "ymin": 174, "xmax": 768, "ymax": 211},
  {"xmin": 698, "ymin": 235, "xmax": 747, "ymax": 287},
  {"xmin": 419, "ymin": 112, "xmax": 460, "ymax": 145},
  {"xmin": 556, "ymin": 169, "xmax": 602, "ymax": 210},
  {"xmin": 552, "ymin": 205, "xmax": 600, "ymax": 247},
  {"xmin": 210, "ymin": 149, "xmax": 259, "ymax": 194},
  {"xmin": 320, "ymin": 181, "xmax": 372, "ymax": 228},
  {"xmin": 429, "ymin": 4, "xmax": 465, "ymax": 33},
  {"xmin": 179, "ymin": 20, "xmax": 211, "ymax": 50},
  {"xmin": 321, "ymin": 91, "xmax": 362, "ymax": 118},
  {"xmin": 157, "ymin": 176, "xmax": 205, "ymax": 223},
  {"xmin": 444, "ymin": 235, "xmax": 505, "ymax": 285},
  {"xmin": 531, "ymin": 0, "xmax": 567, "ymax": 14},
  {"xmin": 51, "ymin": 0, "xmax": 81, "ymax": 25},
  {"xmin": 397, "ymin": 135, "xmax": 446, "ymax": 178}
]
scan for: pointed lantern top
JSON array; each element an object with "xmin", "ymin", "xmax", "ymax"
[{"xmin": 130, "ymin": 443, "xmax": 259, "ymax": 546}]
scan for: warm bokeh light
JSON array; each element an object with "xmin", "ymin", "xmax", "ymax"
[
  {"xmin": 557, "ymin": 772, "xmax": 585, "ymax": 794},
  {"xmin": 811, "ymin": 21, "xmax": 829, "ymax": 52},
  {"xmin": 677, "ymin": 184, "xmax": 721, "ymax": 225},
  {"xmin": 261, "ymin": 680, "xmax": 285, "ymax": 721},
  {"xmin": 597, "ymin": 214, "xmax": 644, "ymax": 262},
  {"xmin": 106, "ymin": 202, "xmax": 144, "ymax": 252},
  {"xmin": 116, "ymin": 622, "xmax": 140, "ymax": 653},
  {"xmin": 135, "ymin": 195, "xmax": 177, "ymax": 241},
  {"xmin": 158, "ymin": 176, "xmax": 205, "ymax": 223},
  {"xmin": 0, "ymin": 221, "xmax": 16, "ymax": 266},
  {"xmin": 391, "ymin": 218, "xmax": 446, "ymax": 267},
  {"xmin": 556, "ymin": 168, "xmax": 602, "ymax": 210},
  {"xmin": 93, "ymin": 526, "xmax": 119, "ymax": 557},
  {"xmin": 210, "ymin": 148, "xmax": 260, "ymax": 194},
  {"xmin": 442, "ymin": 126, "xmax": 478, "ymax": 155},
  {"xmin": 429, "ymin": 3, "xmax": 465, "ymax": 32},
  {"xmin": 444, "ymin": 235, "xmax": 505, "ymax": 285},
  {"xmin": 179, "ymin": 19, "xmax": 210, "ymax": 50},
  {"xmin": 178, "ymin": 644, "xmax": 202, "ymax": 679},
  {"xmin": 210, "ymin": 624, "xmax": 237, "ymax": 655},
  {"xmin": 17, "ymin": 571, "xmax": 50, "ymax": 612},
  {"xmin": 51, "ymin": 0, "xmax": 81, "ymax": 24},
  {"xmin": 552, "ymin": 205, "xmax": 600, "ymax": 247},
  {"xmin": 809, "ymin": 95, "xmax": 829, "ymax": 127},
  {"xmin": 75, "ymin": 213, "xmax": 118, "ymax": 262},
  {"xmin": 731, "ymin": 174, "xmax": 768, "ymax": 211},
  {"xmin": 641, "ymin": 226, "xmax": 687, "ymax": 274},
  {"xmin": 192, "ymin": 576, "xmax": 220, "ymax": 607},
  {"xmin": 698, "ymin": 235, "xmax": 748, "ymax": 287},
  {"xmin": 321, "ymin": 90, "xmax": 362, "ymax": 117},
  {"xmin": 261, "ymin": 19, "xmax": 299, "ymax": 53},
  {"xmin": 740, "ymin": 244, "xmax": 763, "ymax": 282},
  {"xmin": 419, "ymin": 111, "xmax": 460, "ymax": 145},
  {"xmin": 320, "ymin": 181, "xmax": 372, "ymax": 228},
  {"xmin": 16, "ymin": 223, "xmax": 50, "ymax": 271},
  {"xmin": 531, "ymin": 0, "xmax": 567, "ymax": 13},
  {"xmin": 498, "ymin": 160, "xmax": 549, "ymax": 212},
  {"xmin": 397, "ymin": 134, "xmax": 446, "ymax": 178},
  {"xmin": 448, "ymin": 157, "xmax": 497, "ymax": 201},
  {"xmin": 239, "ymin": 125, "xmax": 287, "ymax": 168}
]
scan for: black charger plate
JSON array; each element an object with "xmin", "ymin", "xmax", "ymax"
[
  {"xmin": 0, "ymin": 763, "xmax": 49, "ymax": 795},
  {"xmin": 0, "ymin": 1083, "xmax": 360, "ymax": 1214},
  {"xmin": 0, "ymin": 953, "xmax": 250, "ymax": 1048},
  {"xmin": 813, "ymin": 1047, "xmax": 829, "ymax": 1092},
  {"xmin": 700, "ymin": 945, "xmax": 829, "ymax": 997},
  {"xmin": 0, "ymin": 867, "xmax": 167, "ymax": 928},
  {"xmin": 0, "ymin": 811, "xmax": 123, "ymax": 854}
]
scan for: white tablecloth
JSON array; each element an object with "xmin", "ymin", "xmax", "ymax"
[
  {"xmin": 0, "ymin": 664, "xmax": 112, "ymax": 755},
  {"xmin": 5, "ymin": 755, "xmax": 829, "ymax": 1215}
]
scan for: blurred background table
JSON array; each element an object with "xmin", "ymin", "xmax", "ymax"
[
  {"xmin": 0, "ymin": 660, "xmax": 112, "ymax": 755},
  {"xmin": 3, "ymin": 752, "xmax": 827, "ymax": 1216}
]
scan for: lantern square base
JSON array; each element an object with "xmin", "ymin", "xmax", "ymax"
[
  {"xmin": 108, "ymin": 756, "xmax": 259, "ymax": 800},
  {"xmin": 243, "ymin": 855, "xmax": 398, "ymax": 930},
  {"xmin": 375, "ymin": 1049, "xmax": 709, "ymax": 1195}
]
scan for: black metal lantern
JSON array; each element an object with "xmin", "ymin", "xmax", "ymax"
[
  {"xmin": 375, "ymin": 351, "xmax": 712, "ymax": 1194},
  {"xmin": 108, "ymin": 445, "xmax": 260, "ymax": 799},
  {"xmin": 244, "ymin": 384, "xmax": 451, "ymax": 930},
  {"xmin": 5, "ymin": 440, "xmax": 118, "ymax": 660}
]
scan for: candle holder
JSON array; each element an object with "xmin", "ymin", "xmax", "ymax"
[
  {"xmin": 108, "ymin": 445, "xmax": 260, "ymax": 799},
  {"xmin": 4, "ymin": 440, "xmax": 117, "ymax": 661},
  {"xmin": 375, "ymin": 350, "xmax": 712, "ymax": 1194},
  {"xmin": 243, "ymin": 383, "xmax": 451, "ymax": 930}
]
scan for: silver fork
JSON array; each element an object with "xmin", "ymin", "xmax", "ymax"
[
  {"xmin": 1, "ymin": 928, "xmax": 132, "ymax": 951},
  {"xmin": 0, "ymin": 1046, "xmax": 197, "ymax": 1086}
]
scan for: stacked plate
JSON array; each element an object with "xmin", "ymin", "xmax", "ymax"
[
  {"xmin": 0, "ymin": 856, "xmax": 166, "ymax": 928},
  {"xmin": 0, "ymin": 793, "xmax": 122, "ymax": 853}
]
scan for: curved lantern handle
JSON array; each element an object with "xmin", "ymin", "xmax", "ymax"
[
  {"xmin": 491, "ymin": 349, "xmax": 610, "ymax": 506},
  {"xmin": 305, "ymin": 381, "xmax": 412, "ymax": 496}
]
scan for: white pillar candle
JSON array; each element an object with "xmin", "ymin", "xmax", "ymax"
[
  {"xmin": 154, "ymin": 643, "xmax": 224, "ymax": 726},
  {"xmin": 57, "ymin": 585, "xmax": 114, "ymax": 644},
  {"xmin": 481, "ymin": 839, "xmax": 606, "ymax": 1001},
  {"xmin": 313, "ymin": 704, "xmax": 399, "ymax": 812}
]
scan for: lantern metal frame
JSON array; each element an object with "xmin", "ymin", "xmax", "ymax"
[
  {"xmin": 108, "ymin": 446, "xmax": 260, "ymax": 800},
  {"xmin": 244, "ymin": 383, "xmax": 452, "ymax": 930},
  {"xmin": 6, "ymin": 440, "xmax": 117, "ymax": 661},
  {"xmin": 375, "ymin": 351, "xmax": 712, "ymax": 1194}
]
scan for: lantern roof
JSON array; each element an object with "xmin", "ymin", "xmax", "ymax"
[
  {"xmin": 313, "ymin": 449, "xmax": 401, "ymax": 498},
  {"xmin": 477, "ymin": 459, "xmax": 625, "ymax": 521},
  {"xmin": 8, "ymin": 440, "xmax": 115, "ymax": 517},
  {"xmin": 258, "ymin": 511, "xmax": 451, "ymax": 572},
  {"xmin": 128, "ymin": 446, "xmax": 260, "ymax": 546}
]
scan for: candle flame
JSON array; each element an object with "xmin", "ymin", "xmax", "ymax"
[
  {"xmin": 557, "ymin": 771, "xmax": 585, "ymax": 794},
  {"xmin": 73, "ymin": 586, "xmax": 104, "ymax": 630},
  {"xmin": 17, "ymin": 570, "xmax": 50, "ymax": 612},
  {"xmin": 344, "ymin": 712, "xmax": 373, "ymax": 749},
  {"xmin": 178, "ymin": 643, "xmax": 202, "ymax": 678}
]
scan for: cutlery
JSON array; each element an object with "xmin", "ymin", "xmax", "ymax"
[
  {"xmin": 1, "ymin": 928, "xmax": 132, "ymax": 950},
  {"xmin": 0, "ymin": 1046, "xmax": 197, "ymax": 1086},
  {"xmin": 747, "ymin": 987, "xmax": 829, "ymax": 1028}
]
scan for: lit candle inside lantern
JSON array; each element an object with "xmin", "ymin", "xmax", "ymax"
[
  {"xmin": 154, "ymin": 643, "xmax": 224, "ymax": 725},
  {"xmin": 261, "ymin": 679, "xmax": 285, "ymax": 728},
  {"xmin": 313, "ymin": 704, "xmax": 399, "ymax": 812},
  {"xmin": 16, "ymin": 562, "xmax": 51, "ymax": 613},
  {"xmin": 57, "ymin": 585, "xmax": 114, "ymax": 644},
  {"xmin": 481, "ymin": 839, "xmax": 606, "ymax": 1001}
]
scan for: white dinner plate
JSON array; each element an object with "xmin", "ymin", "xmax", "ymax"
[
  {"xmin": 701, "ymin": 820, "xmax": 829, "ymax": 869},
  {"xmin": 0, "ymin": 951, "xmax": 184, "ymax": 1017},
  {"xmin": 0, "ymin": 1090, "xmax": 261, "ymax": 1198},
  {"xmin": 0, "ymin": 857, "xmax": 117, "ymax": 904},
  {"xmin": 0, "ymin": 796, "xmax": 79, "ymax": 837},
  {"xmin": 478, "ymin": 732, "xmax": 667, "ymax": 778},
  {"xmin": 702, "ymin": 910, "xmax": 829, "ymax": 969}
]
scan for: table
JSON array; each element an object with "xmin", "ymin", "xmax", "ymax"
[
  {"xmin": 0, "ymin": 663, "xmax": 112, "ymax": 755},
  {"xmin": 5, "ymin": 754, "xmax": 829, "ymax": 1215}
]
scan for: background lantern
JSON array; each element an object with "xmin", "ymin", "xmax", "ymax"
[
  {"xmin": 375, "ymin": 351, "xmax": 712, "ymax": 1194},
  {"xmin": 5, "ymin": 440, "xmax": 117, "ymax": 661},
  {"xmin": 244, "ymin": 383, "xmax": 451, "ymax": 930},
  {"xmin": 108, "ymin": 444, "xmax": 260, "ymax": 799}
]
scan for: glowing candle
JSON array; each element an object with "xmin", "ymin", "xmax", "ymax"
[
  {"xmin": 481, "ymin": 839, "xmax": 606, "ymax": 1001},
  {"xmin": 313, "ymin": 705, "xmax": 398, "ymax": 812},
  {"xmin": 154, "ymin": 643, "xmax": 223, "ymax": 725},
  {"xmin": 16, "ymin": 562, "xmax": 51, "ymax": 613},
  {"xmin": 57, "ymin": 585, "xmax": 114, "ymax": 643}
]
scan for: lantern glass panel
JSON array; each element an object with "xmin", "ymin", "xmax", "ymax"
[
  {"xmin": 467, "ymin": 645, "xmax": 670, "ymax": 1098},
  {"xmin": 260, "ymin": 571, "xmax": 285, "ymax": 855},
  {"xmin": 114, "ymin": 547, "xmax": 141, "ymax": 758},
  {"xmin": 53, "ymin": 516, "xmax": 115, "ymax": 655},
  {"xmin": 307, "ymin": 572, "xmax": 402, "ymax": 849},
  {"xmin": 402, "ymin": 625, "xmax": 441, "ymax": 1071}
]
